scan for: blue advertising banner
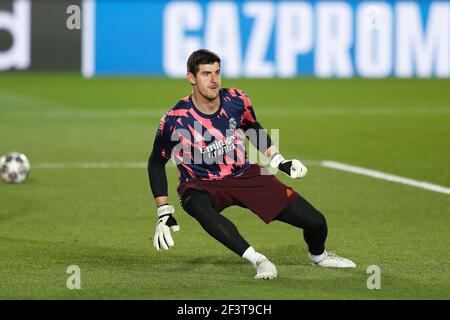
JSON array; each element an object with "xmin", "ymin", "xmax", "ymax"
[{"xmin": 81, "ymin": 0, "xmax": 450, "ymax": 78}]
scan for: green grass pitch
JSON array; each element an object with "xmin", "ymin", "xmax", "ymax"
[{"xmin": 0, "ymin": 74, "xmax": 449, "ymax": 299}]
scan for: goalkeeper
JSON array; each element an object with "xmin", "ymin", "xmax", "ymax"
[{"xmin": 148, "ymin": 49, "xmax": 355, "ymax": 279}]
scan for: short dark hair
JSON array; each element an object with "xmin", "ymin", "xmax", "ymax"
[{"xmin": 187, "ymin": 49, "xmax": 221, "ymax": 76}]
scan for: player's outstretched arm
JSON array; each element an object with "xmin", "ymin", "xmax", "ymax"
[{"xmin": 148, "ymin": 149, "xmax": 180, "ymax": 251}]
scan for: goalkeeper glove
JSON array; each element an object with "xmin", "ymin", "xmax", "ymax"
[
  {"xmin": 153, "ymin": 204, "xmax": 180, "ymax": 251},
  {"xmin": 269, "ymin": 153, "xmax": 307, "ymax": 179}
]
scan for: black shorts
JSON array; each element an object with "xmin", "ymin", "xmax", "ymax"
[{"xmin": 177, "ymin": 164, "xmax": 300, "ymax": 223}]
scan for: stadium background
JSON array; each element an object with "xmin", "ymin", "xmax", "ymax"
[{"xmin": 0, "ymin": 0, "xmax": 449, "ymax": 300}]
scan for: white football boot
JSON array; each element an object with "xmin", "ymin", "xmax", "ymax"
[
  {"xmin": 255, "ymin": 256, "xmax": 277, "ymax": 280},
  {"xmin": 309, "ymin": 250, "xmax": 356, "ymax": 268}
]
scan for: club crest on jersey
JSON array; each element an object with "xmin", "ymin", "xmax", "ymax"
[{"xmin": 229, "ymin": 118, "xmax": 236, "ymax": 130}]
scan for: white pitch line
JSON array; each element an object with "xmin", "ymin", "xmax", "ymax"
[
  {"xmin": 33, "ymin": 160, "xmax": 322, "ymax": 169},
  {"xmin": 321, "ymin": 160, "xmax": 450, "ymax": 195},
  {"xmin": 32, "ymin": 160, "xmax": 450, "ymax": 196},
  {"xmin": 33, "ymin": 162, "xmax": 147, "ymax": 169}
]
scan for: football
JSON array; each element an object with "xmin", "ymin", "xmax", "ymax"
[{"xmin": 0, "ymin": 152, "xmax": 31, "ymax": 184}]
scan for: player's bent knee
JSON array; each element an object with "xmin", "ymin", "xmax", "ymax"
[
  {"xmin": 309, "ymin": 212, "xmax": 327, "ymax": 230},
  {"xmin": 291, "ymin": 197, "xmax": 327, "ymax": 230}
]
